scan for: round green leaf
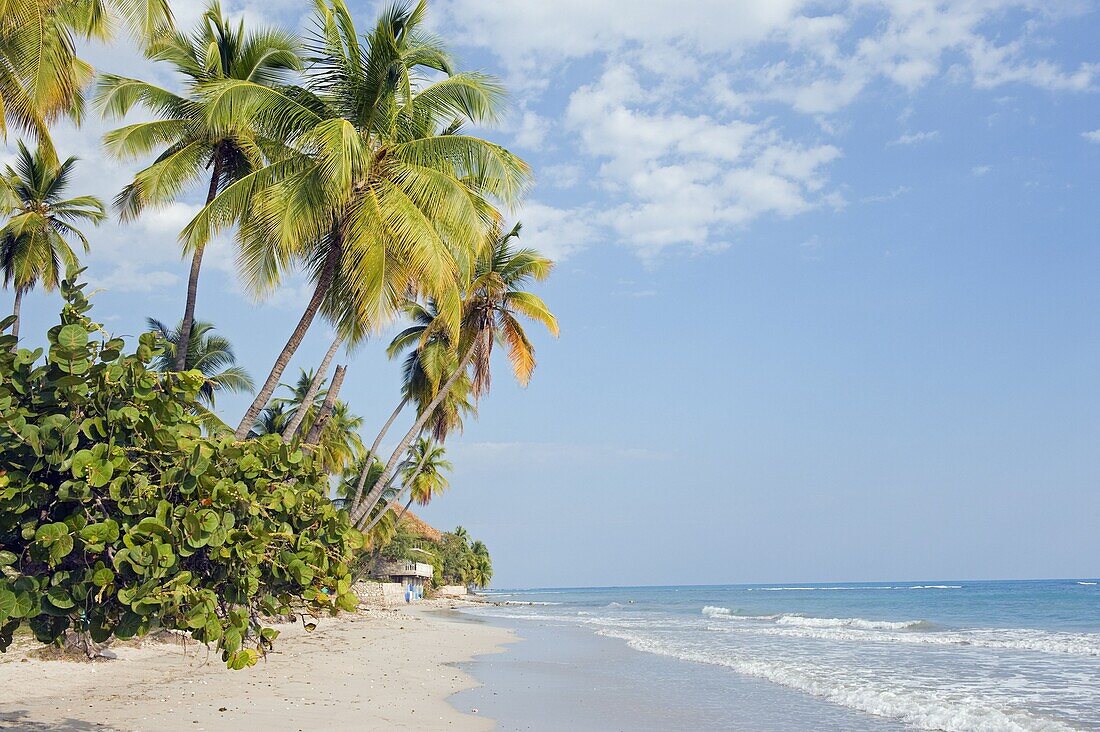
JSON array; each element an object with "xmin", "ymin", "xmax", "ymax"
[{"xmin": 56, "ymin": 324, "xmax": 89, "ymax": 351}]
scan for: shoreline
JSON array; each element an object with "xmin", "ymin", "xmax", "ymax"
[{"xmin": 1, "ymin": 599, "xmax": 515, "ymax": 731}]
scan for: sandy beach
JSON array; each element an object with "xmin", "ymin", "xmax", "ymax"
[{"xmin": 0, "ymin": 601, "xmax": 513, "ymax": 732}]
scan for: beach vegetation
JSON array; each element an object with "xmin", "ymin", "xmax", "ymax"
[
  {"xmin": 0, "ymin": 279, "xmax": 362, "ymax": 667},
  {"xmin": 0, "ymin": 0, "xmax": 553, "ymax": 660}
]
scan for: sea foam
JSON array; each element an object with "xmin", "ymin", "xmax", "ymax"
[{"xmin": 596, "ymin": 628, "xmax": 1075, "ymax": 732}]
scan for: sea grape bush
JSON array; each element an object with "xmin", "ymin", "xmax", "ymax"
[{"xmin": 0, "ymin": 277, "xmax": 362, "ymax": 668}]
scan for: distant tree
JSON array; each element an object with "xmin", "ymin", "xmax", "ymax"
[
  {"xmin": 0, "ymin": 143, "xmax": 105, "ymax": 341},
  {"xmin": 146, "ymin": 318, "xmax": 253, "ymax": 408}
]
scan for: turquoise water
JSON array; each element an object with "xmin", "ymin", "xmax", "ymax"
[{"xmin": 468, "ymin": 580, "xmax": 1100, "ymax": 730}]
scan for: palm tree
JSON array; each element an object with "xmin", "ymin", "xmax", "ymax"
[
  {"xmin": 372, "ymin": 438, "xmax": 451, "ymax": 531},
  {"xmin": 305, "ymin": 397, "xmax": 364, "ymax": 474},
  {"xmin": 350, "ymin": 223, "xmax": 557, "ymax": 527},
  {"xmin": 0, "ymin": 142, "xmax": 105, "ymax": 340},
  {"xmin": 181, "ymin": 0, "xmax": 531, "ymax": 440},
  {"xmin": 389, "ymin": 298, "xmax": 477, "ymax": 440},
  {"xmin": 97, "ymin": 2, "xmax": 301, "ymax": 370},
  {"xmin": 282, "ymin": 336, "xmax": 342, "ymax": 441},
  {"xmin": 0, "ymin": 0, "xmax": 173, "ymax": 158},
  {"xmin": 255, "ymin": 367, "xmax": 364, "ymax": 473},
  {"xmin": 345, "ymin": 298, "xmax": 475, "ymax": 514},
  {"xmin": 146, "ymin": 317, "xmax": 253, "ymax": 408},
  {"xmin": 467, "ymin": 540, "xmax": 492, "ymax": 589}
]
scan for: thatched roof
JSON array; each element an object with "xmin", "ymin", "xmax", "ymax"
[{"xmin": 391, "ymin": 502, "xmax": 442, "ymax": 543}]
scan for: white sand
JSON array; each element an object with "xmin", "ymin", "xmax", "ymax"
[{"xmin": 0, "ymin": 604, "xmax": 513, "ymax": 731}]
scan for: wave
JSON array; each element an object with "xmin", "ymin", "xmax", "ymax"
[
  {"xmin": 750, "ymin": 585, "xmax": 961, "ymax": 592},
  {"xmin": 1078, "ymin": 582, "xmax": 1097, "ymax": 586},
  {"xmin": 775, "ymin": 615, "xmax": 930, "ymax": 631},
  {"xmin": 706, "ymin": 622, "xmax": 1100, "ymax": 657},
  {"xmin": 698, "ymin": 607, "xmax": 1100, "ymax": 655},
  {"xmin": 597, "ymin": 628, "xmax": 1075, "ymax": 732},
  {"xmin": 500, "ymin": 600, "xmax": 561, "ymax": 606},
  {"xmin": 702, "ymin": 607, "xmax": 928, "ymax": 631}
]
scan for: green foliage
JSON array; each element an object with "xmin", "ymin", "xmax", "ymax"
[
  {"xmin": 438, "ymin": 528, "xmax": 492, "ymax": 588},
  {"xmin": 0, "ymin": 276, "xmax": 362, "ymax": 668}
]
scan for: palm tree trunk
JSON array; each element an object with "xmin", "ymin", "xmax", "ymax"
[
  {"xmin": 346, "ymin": 395, "xmax": 408, "ymax": 510},
  {"xmin": 10, "ymin": 286, "xmax": 23, "ymax": 343},
  {"xmin": 302, "ymin": 364, "xmax": 346, "ymax": 449},
  {"xmin": 364, "ymin": 446, "xmax": 431, "ymax": 532},
  {"xmin": 233, "ymin": 241, "xmax": 340, "ymax": 439},
  {"xmin": 351, "ymin": 337, "xmax": 480, "ymax": 527},
  {"xmin": 174, "ymin": 156, "xmax": 223, "ymax": 372},
  {"xmin": 393, "ymin": 497, "xmax": 414, "ymax": 526},
  {"xmin": 282, "ymin": 336, "xmax": 341, "ymax": 442}
]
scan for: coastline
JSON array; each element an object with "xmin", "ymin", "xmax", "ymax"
[
  {"xmin": 1, "ymin": 599, "xmax": 514, "ymax": 732},
  {"xmin": 449, "ymin": 610, "xmax": 903, "ymax": 732}
]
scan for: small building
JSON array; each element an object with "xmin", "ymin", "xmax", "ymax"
[
  {"xmin": 373, "ymin": 505, "xmax": 440, "ymax": 602},
  {"xmin": 376, "ymin": 557, "xmax": 434, "ymax": 600}
]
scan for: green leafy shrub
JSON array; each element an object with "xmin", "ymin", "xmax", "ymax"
[{"xmin": 0, "ymin": 277, "xmax": 363, "ymax": 668}]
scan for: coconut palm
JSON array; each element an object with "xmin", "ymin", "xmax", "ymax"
[
  {"xmin": 0, "ymin": 142, "xmax": 105, "ymax": 340},
  {"xmin": 350, "ymin": 223, "xmax": 557, "ymax": 527},
  {"xmin": 255, "ymin": 367, "xmax": 364, "ymax": 473},
  {"xmin": 466, "ymin": 540, "xmax": 492, "ymax": 589},
  {"xmin": 389, "ymin": 298, "xmax": 477, "ymax": 440},
  {"xmin": 97, "ymin": 2, "xmax": 301, "ymax": 370},
  {"xmin": 146, "ymin": 317, "xmax": 253, "ymax": 408},
  {"xmin": 282, "ymin": 336, "xmax": 342, "ymax": 441},
  {"xmin": 181, "ymin": 0, "xmax": 530, "ymax": 439},
  {"xmin": 345, "ymin": 298, "xmax": 475, "ymax": 514},
  {"xmin": 371, "ymin": 437, "xmax": 451, "ymax": 531},
  {"xmin": 0, "ymin": 0, "xmax": 173, "ymax": 157},
  {"xmin": 336, "ymin": 457, "xmax": 401, "ymax": 552},
  {"xmin": 302, "ymin": 398, "xmax": 364, "ymax": 474}
]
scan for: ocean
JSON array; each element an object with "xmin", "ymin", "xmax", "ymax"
[{"xmin": 461, "ymin": 580, "xmax": 1100, "ymax": 731}]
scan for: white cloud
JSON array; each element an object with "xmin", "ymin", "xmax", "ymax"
[
  {"xmin": 971, "ymin": 164, "xmax": 992, "ymax": 176},
  {"xmin": 1083, "ymin": 129, "xmax": 1100, "ymax": 143},
  {"xmin": 510, "ymin": 110, "xmax": 551, "ymax": 149},
  {"xmin": 889, "ymin": 130, "xmax": 941, "ymax": 146},
  {"xmin": 539, "ymin": 164, "xmax": 585, "ymax": 190},
  {"xmin": 513, "ymin": 201, "xmax": 601, "ymax": 262},
  {"xmin": 562, "ymin": 65, "xmax": 841, "ymax": 259},
  {"xmin": 436, "ymin": 0, "xmax": 1093, "ymax": 262},
  {"xmin": 95, "ymin": 263, "xmax": 179, "ymax": 294}
]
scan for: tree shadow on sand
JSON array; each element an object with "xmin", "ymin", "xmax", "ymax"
[{"xmin": 0, "ymin": 710, "xmax": 117, "ymax": 731}]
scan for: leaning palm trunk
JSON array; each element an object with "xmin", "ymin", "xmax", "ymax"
[
  {"xmin": 364, "ymin": 445, "xmax": 432, "ymax": 532},
  {"xmin": 346, "ymin": 395, "xmax": 408, "ymax": 511},
  {"xmin": 351, "ymin": 336, "xmax": 480, "ymax": 527},
  {"xmin": 10, "ymin": 286, "xmax": 23, "ymax": 343},
  {"xmin": 393, "ymin": 497, "xmax": 415, "ymax": 526},
  {"xmin": 234, "ymin": 245, "xmax": 339, "ymax": 439},
  {"xmin": 283, "ymin": 336, "xmax": 342, "ymax": 442},
  {"xmin": 302, "ymin": 364, "xmax": 346, "ymax": 450},
  {"xmin": 174, "ymin": 157, "xmax": 223, "ymax": 371}
]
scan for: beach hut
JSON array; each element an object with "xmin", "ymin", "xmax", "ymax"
[{"xmin": 373, "ymin": 505, "xmax": 440, "ymax": 601}]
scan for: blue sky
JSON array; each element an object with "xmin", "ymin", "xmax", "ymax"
[{"xmin": 7, "ymin": 1, "xmax": 1100, "ymax": 587}]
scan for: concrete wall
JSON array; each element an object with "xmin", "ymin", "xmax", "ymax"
[
  {"xmin": 435, "ymin": 585, "xmax": 468, "ymax": 597},
  {"xmin": 381, "ymin": 582, "xmax": 408, "ymax": 605}
]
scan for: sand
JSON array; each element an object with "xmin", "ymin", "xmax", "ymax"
[{"xmin": 0, "ymin": 602, "xmax": 514, "ymax": 732}]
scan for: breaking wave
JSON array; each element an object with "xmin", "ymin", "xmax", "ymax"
[{"xmin": 597, "ymin": 628, "xmax": 1075, "ymax": 732}]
